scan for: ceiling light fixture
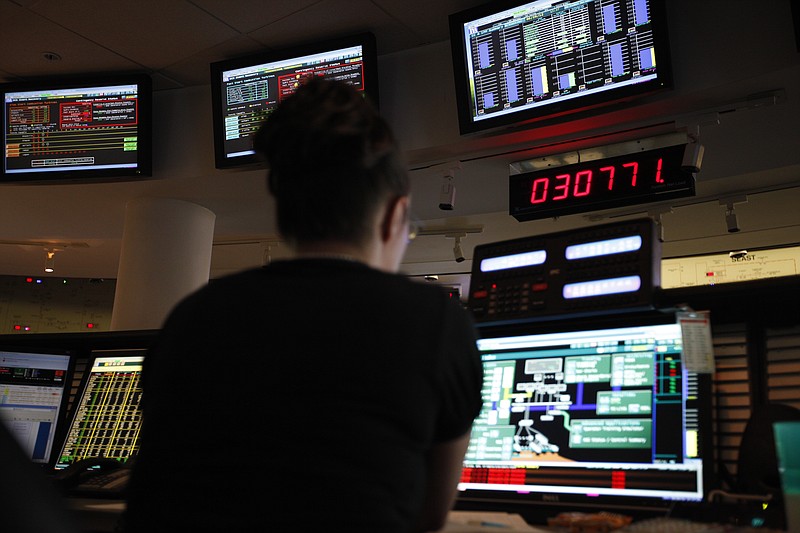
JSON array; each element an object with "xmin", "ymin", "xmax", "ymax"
[{"xmin": 44, "ymin": 249, "xmax": 56, "ymax": 273}]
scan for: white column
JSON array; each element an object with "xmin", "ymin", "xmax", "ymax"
[{"xmin": 110, "ymin": 197, "xmax": 216, "ymax": 331}]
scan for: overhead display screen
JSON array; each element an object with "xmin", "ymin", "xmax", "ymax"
[
  {"xmin": 449, "ymin": 0, "xmax": 673, "ymax": 134},
  {"xmin": 1, "ymin": 74, "xmax": 152, "ymax": 183}
]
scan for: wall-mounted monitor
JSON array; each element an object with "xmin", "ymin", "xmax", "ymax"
[
  {"xmin": 449, "ymin": 0, "xmax": 673, "ymax": 135},
  {"xmin": 210, "ymin": 32, "xmax": 379, "ymax": 169},
  {"xmin": 1, "ymin": 74, "xmax": 152, "ymax": 183}
]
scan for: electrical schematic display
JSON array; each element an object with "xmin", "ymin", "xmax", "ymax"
[
  {"xmin": 450, "ymin": 0, "xmax": 672, "ymax": 133},
  {"xmin": 4, "ymin": 83, "xmax": 143, "ymax": 176},
  {"xmin": 460, "ymin": 320, "xmax": 708, "ymax": 503},
  {"xmin": 56, "ymin": 353, "xmax": 144, "ymax": 469}
]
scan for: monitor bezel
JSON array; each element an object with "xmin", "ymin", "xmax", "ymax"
[
  {"xmin": 0, "ymin": 72, "xmax": 153, "ymax": 184},
  {"xmin": 210, "ymin": 32, "xmax": 380, "ymax": 170},
  {"xmin": 458, "ymin": 312, "xmax": 715, "ymax": 519},
  {"xmin": 0, "ymin": 345, "xmax": 76, "ymax": 469},
  {"xmin": 448, "ymin": 0, "xmax": 674, "ymax": 135}
]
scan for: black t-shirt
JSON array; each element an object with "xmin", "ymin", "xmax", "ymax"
[{"xmin": 123, "ymin": 259, "xmax": 483, "ymax": 532}]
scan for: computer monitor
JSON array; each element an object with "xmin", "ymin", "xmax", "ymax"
[
  {"xmin": 457, "ymin": 314, "xmax": 713, "ymax": 518},
  {"xmin": 54, "ymin": 349, "xmax": 145, "ymax": 470},
  {"xmin": 0, "ymin": 347, "xmax": 74, "ymax": 467},
  {"xmin": 448, "ymin": 0, "xmax": 673, "ymax": 135},
  {"xmin": 1, "ymin": 73, "xmax": 153, "ymax": 183},
  {"xmin": 210, "ymin": 32, "xmax": 379, "ymax": 169}
]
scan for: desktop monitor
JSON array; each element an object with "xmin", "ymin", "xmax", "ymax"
[
  {"xmin": 1, "ymin": 73, "xmax": 153, "ymax": 183},
  {"xmin": 449, "ymin": 0, "xmax": 673, "ymax": 134},
  {"xmin": 0, "ymin": 347, "xmax": 74, "ymax": 467},
  {"xmin": 210, "ymin": 32, "xmax": 379, "ymax": 169},
  {"xmin": 54, "ymin": 349, "xmax": 146, "ymax": 470},
  {"xmin": 457, "ymin": 314, "xmax": 713, "ymax": 519}
]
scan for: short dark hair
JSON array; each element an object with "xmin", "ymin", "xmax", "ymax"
[{"xmin": 253, "ymin": 77, "xmax": 409, "ymax": 246}]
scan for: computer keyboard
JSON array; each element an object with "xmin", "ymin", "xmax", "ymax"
[{"xmin": 621, "ymin": 517, "xmax": 725, "ymax": 532}]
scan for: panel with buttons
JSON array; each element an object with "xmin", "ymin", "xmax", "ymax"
[{"xmin": 468, "ymin": 219, "xmax": 661, "ymax": 326}]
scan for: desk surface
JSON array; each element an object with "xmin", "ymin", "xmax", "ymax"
[{"xmin": 64, "ymin": 502, "xmax": 787, "ymax": 533}]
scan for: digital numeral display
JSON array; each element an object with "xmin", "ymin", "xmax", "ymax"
[{"xmin": 510, "ymin": 144, "xmax": 695, "ymax": 221}]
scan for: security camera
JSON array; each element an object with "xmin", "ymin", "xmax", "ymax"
[
  {"xmin": 439, "ymin": 177, "xmax": 456, "ymax": 210},
  {"xmin": 726, "ymin": 211, "xmax": 740, "ymax": 233},
  {"xmin": 681, "ymin": 140, "xmax": 705, "ymax": 173},
  {"xmin": 453, "ymin": 236, "xmax": 466, "ymax": 262}
]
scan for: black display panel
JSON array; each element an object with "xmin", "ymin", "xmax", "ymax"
[
  {"xmin": 449, "ymin": 0, "xmax": 673, "ymax": 134},
  {"xmin": 1, "ymin": 74, "xmax": 152, "ymax": 183},
  {"xmin": 509, "ymin": 144, "xmax": 695, "ymax": 221},
  {"xmin": 457, "ymin": 314, "xmax": 714, "ymax": 517},
  {"xmin": 210, "ymin": 32, "xmax": 379, "ymax": 169}
]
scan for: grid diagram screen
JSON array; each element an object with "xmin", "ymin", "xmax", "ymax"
[
  {"xmin": 0, "ymin": 350, "xmax": 71, "ymax": 464},
  {"xmin": 55, "ymin": 352, "xmax": 144, "ymax": 469},
  {"xmin": 460, "ymin": 321, "xmax": 706, "ymax": 502},
  {"xmin": 3, "ymin": 83, "xmax": 141, "ymax": 175},
  {"xmin": 459, "ymin": 0, "xmax": 662, "ymax": 125}
]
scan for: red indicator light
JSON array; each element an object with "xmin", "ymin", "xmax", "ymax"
[
  {"xmin": 472, "ymin": 290, "xmax": 488, "ymax": 299},
  {"xmin": 13, "ymin": 325, "xmax": 21, "ymax": 331},
  {"xmin": 706, "ymin": 272, "xmax": 715, "ymax": 277},
  {"xmin": 25, "ymin": 277, "xmax": 33, "ymax": 283},
  {"xmin": 86, "ymin": 323, "xmax": 95, "ymax": 329},
  {"xmin": 532, "ymin": 282, "xmax": 548, "ymax": 292}
]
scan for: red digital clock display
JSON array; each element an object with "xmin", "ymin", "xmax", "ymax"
[{"xmin": 510, "ymin": 144, "xmax": 696, "ymax": 221}]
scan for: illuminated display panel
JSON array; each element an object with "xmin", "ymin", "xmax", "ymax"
[
  {"xmin": 449, "ymin": 0, "xmax": 673, "ymax": 134},
  {"xmin": 1, "ymin": 74, "xmax": 152, "ymax": 183},
  {"xmin": 509, "ymin": 144, "xmax": 694, "ymax": 221},
  {"xmin": 55, "ymin": 350, "xmax": 145, "ymax": 470},
  {"xmin": 0, "ymin": 347, "xmax": 74, "ymax": 467},
  {"xmin": 210, "ymin": 32, "xmax": 378, "ymax": 169},
  {"xmin": 458, "ymin": 316, "xmax": 712, "ymax": 515}
]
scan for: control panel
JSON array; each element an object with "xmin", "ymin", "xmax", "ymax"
[{"xmin": 468, "ymin": 219, "xmax": 661, "ymax": 325}]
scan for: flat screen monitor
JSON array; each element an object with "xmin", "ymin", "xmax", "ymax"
[
  {"xmin": 0, "ymin": 347, "xmax": 74, "ymax": 467},
  {"xmin": 457, "ymin": 315, "xmax": 713, "ymax": 518},
  {"xmin": 1, "ymin": 73, "xmax": 153, "ymax": 183},
  {"xmin": 54, "ymin": 349, "xmax": 145, "ymax": 470},
  {"xmin": 210, "ymin": 32, "xmax": 379, "ymax": 169},
  {"xmin": 449, "ymin": 0, "xmax": 673, "ymax": 134}
]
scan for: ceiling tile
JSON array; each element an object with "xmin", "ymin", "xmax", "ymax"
[
  {"xmin": 159, "ymin": 35, "xmax": 266, "ymax": 88},
  {"xmin": 0, "ymin": 0, "xmax": 141, "ymax": 79},
  {"xmin": 374, "ymin": 0, "xmax": 485, "ymax": 45},
  {"xmin": 245, "ymin": 0, "xmax": 401, "ymax": 53},
  {"xmin": 190, "ymin": 0, "xmax": 322, "ymax": 34},
  {"xmin": 26, "ymin": 0, "xmax": 239, "ymax": 70}
]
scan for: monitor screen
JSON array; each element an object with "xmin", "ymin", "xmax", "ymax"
[
  {"xmin": 449, "ymin": 0, "xmax": 673, "ymax": 134},
  {"xmin": 1, "ymin": 74, "xmax": 153, "ymax": 183},
  {"xmin": 0, "ymin": 347, "xmax": 74, "ymax": 467},
  {"xmin": 210, "ymin": 32, "xmax": 379, "ymax": 169},
  {"xmin": 54, "ymin": 350, "xmax": 145, "ymax": 470},
  {"xmin": 458, "ymin": 316, "xmax": 712, "ymax": 517}
]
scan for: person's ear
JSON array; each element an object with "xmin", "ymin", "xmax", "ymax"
[{"xmin": 380, "ymin": 195, "xmax": 409, "ymax": 244}]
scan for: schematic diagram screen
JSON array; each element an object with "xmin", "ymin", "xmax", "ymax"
[
  {"xmin": 459, "ymin": 320, "xmax": 708, "ymax": 504},
  {"xmin": 55, "ymin": 351, "xmax": 145, "ymax": 469},
  {"xmin": 0, "ymin": 349, "xmax": 72, "ymax": 465},
  {"xmin": 3, "ymin": 83, "xmax": 143, "ymax": 176},
  {"xmin": 451, "ymin": 0, "xmax": 671, "ymax": 133},
  {"xmin": 214, "ymin": 43, "xmax": 368, "ymax": 165}
]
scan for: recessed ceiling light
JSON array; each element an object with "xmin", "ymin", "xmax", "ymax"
[{"xmin": 42, "ymin": 51, "xmax": 62, "ymax": 61}]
